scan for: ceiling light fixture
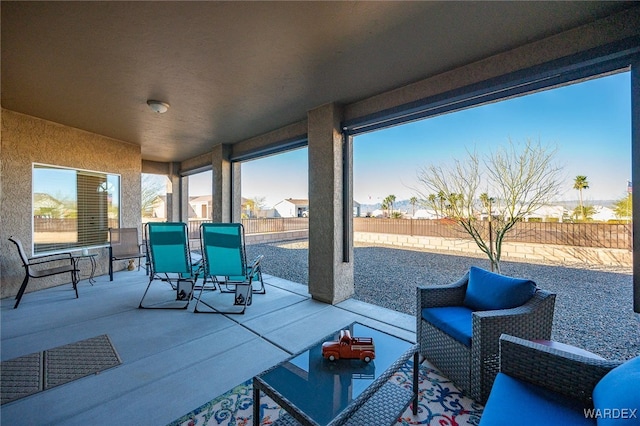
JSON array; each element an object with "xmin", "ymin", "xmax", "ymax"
[{"xmin": 147, "ymin": 100, "xmax": 170, "ymax": 114}]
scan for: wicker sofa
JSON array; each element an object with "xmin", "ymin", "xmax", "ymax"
[
  {"xmin": 480, "ymin": 334, "xmax": 640, "ymax": 425},
  {"xmin": 416, "ymin": 267, "xmax": 556, "ymax": 403}
]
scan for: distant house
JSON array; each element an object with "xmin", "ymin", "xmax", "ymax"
[
  {"xmin": 33, "ymin": 193, "xmax": 65, "ymax": 217},
  {"xmin": 353, "ymin": 200, "xmax": 361, "ymax": 217},
  {"xmin": 591, "ymin": 205, "xmax": 616, "ymax": 222},
  {"xmin": 524, "ymin": 205, "xmax": 566, "ymax": 222},
  {"xmin": 147, "ymin": 195, "xmax": 270, "ymax": 220},
  {"xmin": 189, "ymin": 195, "xmax": 211, "ymax": 219},
  {"xmin": 413, "ymin": 209, "xmax": 438, "ymax": 219},
  {"xmin": 273, "ymin": 198, "xmax": 308, "ymax": 218},
  {"xmin": 148, "ymin": 194, "xmax": 217, "ymax": 219},
  {"xmin": 149, "ymin": 195, "xmax": 166, "ymax": 218}
]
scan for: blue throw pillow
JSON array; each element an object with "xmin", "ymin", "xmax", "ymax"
[
  {"xmin": 592, "ymin": 356, "xmax": 640, "ymax": 425},
  {"xmin": 463, "ymin": 266, "xmax": 536, "ymax": 311}
]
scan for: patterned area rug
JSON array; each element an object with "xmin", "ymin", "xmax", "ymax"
[
  {"xmin": 0, "ymin": 334, "xmax": 121, "ymax": 405},
  {"xmin": 169, "ymin": 359, "xmax": 483, "ymax": 426}
]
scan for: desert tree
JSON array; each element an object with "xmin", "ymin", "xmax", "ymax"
[
  {"xmin": 416, "ymin": 139, "xmax": 563, "ymax": 273},
  {"xmin": 573, "ymin": 175, "xmax": 590, "ymax": 221},
  {"xmin": 244, "ymin": 196, "xmax": 266, "ymax": 218},
  {"xmin": 141, "ymin": 174, "xmax": 166, "ymax": 217},
  {"xmin": 613, "ymin": 193, "xmax": 633, "ymax": 221}
]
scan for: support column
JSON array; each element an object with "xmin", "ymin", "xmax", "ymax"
[
  {"xmin": 231, "ymin": 162, "xmax": 242, "ymax": 223},
  {"xmin": 631, "ymin": 58, "xmax": 639, "ymax": 313},
  {"xmin": 212, "ymin": 144, "xmax": 233, "ymax": 223},
  {"xmin": 308, "ymin": 103, "xmax": 354, "ymax": 304},
  {"xmin": 166, "ymin": 162, "xmax": 184, "ymax": 222},
  {"xmin": 179, "ymin": 178, "xmax": 189, "ymax": 222}
]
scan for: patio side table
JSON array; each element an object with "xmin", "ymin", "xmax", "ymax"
[{"xmin": 72, "ymin": 253, "xmax": 98, "ymax": 285}]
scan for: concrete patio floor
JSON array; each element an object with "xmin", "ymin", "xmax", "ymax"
[{"xmin": 1, "ymin": 268, "xmax": 415, "ymax": 425}]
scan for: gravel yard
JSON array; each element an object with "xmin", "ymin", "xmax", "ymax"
[{"xmin": 247, "ymin": 239, "xmax": 640, "ymax": 361}]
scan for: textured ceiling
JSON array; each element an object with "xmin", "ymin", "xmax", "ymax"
[{"xmin": 1, "ymin": 1, "xmax": 633, "ymax": 162}]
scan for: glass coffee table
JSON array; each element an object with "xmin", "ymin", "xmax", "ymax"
[{"xmin": 253, "ymin": 322, "xmax": 418, "ymax": 426}]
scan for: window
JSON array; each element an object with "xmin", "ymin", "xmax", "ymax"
[
  {"xmin": 188, "ymin": 170, "xmax": 212, "ymax": 220},
  {"xmin": 33, "ymin": 164, "xmax": 120, "ymax": 254},
  {"xmin": 241, "ymin": 147, "xmax": 308, "ymax": 217},
  {"xmin": 141, "ymin": 173, "xmax": 168, "ymax": 220}
]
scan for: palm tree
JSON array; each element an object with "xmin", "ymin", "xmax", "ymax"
[
  {"xmin": 380, "ymin": 199, "xmax": 389, "ymax": 217},
  {"xmin": 573, "ymin": 175, "xmax": 589, "ymax": 220},
  {"xmin": 437, "ymin": 191, "xmax": 446, "ymax": 217},
  {"xmin": 573, "ymin": 205, "xmax": 595, "ymax": 221},
  {"xmin": 384, "ymin": 194, "xmax": 396, "ymax": 217},
  {"xmin": 409, "ymin": 196, "xmax": 418, "ymax": 216}
]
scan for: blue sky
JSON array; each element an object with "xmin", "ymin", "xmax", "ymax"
[{"xmin": 206, "ymin": 71, "xmax": 632, "ymax": 208}]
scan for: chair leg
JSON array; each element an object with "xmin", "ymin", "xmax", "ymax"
[
  {"xmin": 252, "ymin": 269, "xmax": 266, "ymax": 294},
  {"xmin": 194, "ymin": 278, "xmax": 251, "ymax": 315},
  {"xmin": 139, "ymin": 276, "xmax": 190, "ymax": 309},
  {"xmin": 71, "ymin": 270, "xmax": 79, "ymax": 299},
  {"xmin": 14, "ymin": 274, "xmax": 30, "ymax": 309},
  {"xmin": 138, "ymin": 279, "xmax": 153, "ymax": 308},
  {"xmin": 109, "ymin": 247, "xmax": 114, "ymax": 281}
]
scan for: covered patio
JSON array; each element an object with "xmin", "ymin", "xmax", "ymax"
[
  {"xmin": 2, "ymin": 2, "xmax": 639, "ymax": 311},
  {"xmin": 1, "ymin": 2, "xmax": 640, "ymax": 424},
  {"xmin": 1, "ymin": 269, "xmax": 417, "ymax": 425}
]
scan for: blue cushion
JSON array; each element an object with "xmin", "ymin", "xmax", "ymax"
[
  {"xmin": 463, "ymin": 266, "xmax": 536, "ymax": 311},
  {"xmin": 592, "ymin": 356, "xmax": 640, "ymax": 425},
  {"xmin": 479, "ymin": 373, "xmax": 594, "ymax": 426},
  {"xmin": 421, "ymin": 306, "xmax": 473, "ymax": 347}
]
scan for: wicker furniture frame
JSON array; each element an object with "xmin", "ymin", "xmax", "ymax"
[
  {"xmin": 497, "ymin": 334, "xmax": 622, "ymax": 406},
  {"xmin": 416, "ymin": 272, "xmax": 556, "ymax": 404}
]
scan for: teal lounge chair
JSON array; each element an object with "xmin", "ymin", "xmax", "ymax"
[
  {"xmin": 194, "ymin": 222, "xmax": 264, "ymax": 314},
  {"xmin": 139, "ymin": 222, "xmax": 201, "ymax": 309}
]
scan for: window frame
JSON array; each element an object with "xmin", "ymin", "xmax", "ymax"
[{"xmin": 32, "ymin": 163, "xmax": 121, "ymax": 254}]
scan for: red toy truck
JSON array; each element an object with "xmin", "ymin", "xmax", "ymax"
[{"xmin": 322, "ymin": 329, "xmax": 375, "ymax": 362}]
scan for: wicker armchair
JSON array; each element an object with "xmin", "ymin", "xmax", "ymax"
[
  {"xmin": 416, "ymin": 269, "xmax": 556, "ymax": 404},
  {"xmin": 497, "ymin": 335, "xmax": 620, "ymax": 405},
  {"xmin": 479, "ymin": 335, "xmax": 638, "ymax": 425}
]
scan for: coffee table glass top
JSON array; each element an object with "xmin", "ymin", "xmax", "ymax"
[{"xmin": 257, "ymin": 323, "xmax": 413, "ymax": 425}]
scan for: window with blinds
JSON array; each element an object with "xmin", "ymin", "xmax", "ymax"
[{"xmin": 33, "ymin": 164, "xmax": 120, "ymax": 254}]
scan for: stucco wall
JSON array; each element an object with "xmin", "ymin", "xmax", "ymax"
[{"xmin": 1, "ymin": 109, "xmax": 142, "ymax": 299}]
